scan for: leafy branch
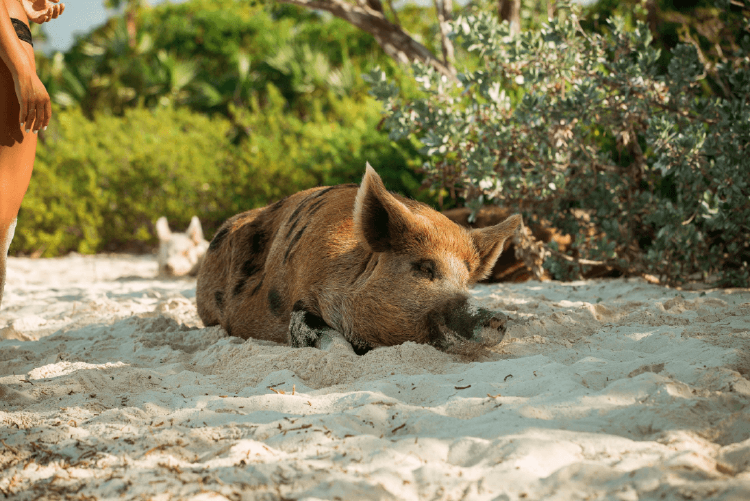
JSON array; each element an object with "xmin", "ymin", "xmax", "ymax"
[{"xmin": 368, "ymin": 2, "xmax": 750, "ymax": 286}]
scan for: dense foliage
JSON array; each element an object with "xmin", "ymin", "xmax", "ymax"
[
  {"xmin": 40, "ymin": 1, "xmax": 382, "ymax": 117},
  {"xmin": 13, "ymin": 93, "xmax": 421, "ymax": 255},
  {"xmin": 368, "ymin": 2, "xmax": 749, "ymax": 286}
]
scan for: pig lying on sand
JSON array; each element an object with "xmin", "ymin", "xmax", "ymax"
[
  {"xmin": 156, "ymin": 216, "xmax": 209, "ymax": 277},
  {"xmin": 197, "ymin": 165, "xmax": 522, "ymax": 353}
]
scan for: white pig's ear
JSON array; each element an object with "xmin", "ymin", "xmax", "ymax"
[
  {"xmin": 156, "ymin": 217, "xmax": 172, "ymax": 242},
  {"xmin": 353, "ymin": 162, "xmax": 418, "ymax": 253},
  {"xmin": 470, "ymin": 214, "xmax": 522, "ymax": 281},
  {"xmin": 187, "ymin": 216, "xmax": 204, "ymax": 244}
]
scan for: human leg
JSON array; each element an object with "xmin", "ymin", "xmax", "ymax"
[
  {"xmin": 0, "ymin": 217, "xmax": 17, "ymax": 307},
  {"xmin": 0, "ymin": 12, "xmax": 37, "ymax": 309}
]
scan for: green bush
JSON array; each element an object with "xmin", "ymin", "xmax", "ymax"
[
  {"xmin": 14, "ymin": 106, "xmax": 235, "ymax": 255},
  {"xmin": 368, "ymin": 2, "xmax": 750, "ymax": 286},
  {"xmin": 226, "ymin": 85, "xmax": 426, "ymax": 213},
  {"xmin": 47, "ymin": 0, "xmax": 401, "ymax": 120},
  {"xmin": 12, "ymin": 91, "xmax": 423, "ymax": 257}
]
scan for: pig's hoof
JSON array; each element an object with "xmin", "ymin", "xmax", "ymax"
[{"xmin": 288, "ymin": 308, "xmax": 367, "ymax": 354}]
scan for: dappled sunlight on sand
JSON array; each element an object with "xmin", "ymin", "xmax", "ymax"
[{"xmin": 1, "ymin": 254, "xmax": 749, "ymax": 500}]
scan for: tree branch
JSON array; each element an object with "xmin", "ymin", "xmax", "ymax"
[
  {"xmin": 385, "ymin": 0, "xmax": 401, "ymax": 26},
  {"xmin": 274, "ymin": 0, "xmax": 455, "ymax": 79},
  {"xmin": 432, "ymin": 0, "xmax": 456, "ymax": 75},
  {"xmin": 365, "ymin": 0, "xmax": 382, "ymax": 13},
  {"xmin": 498, "ymin": 0, "xmax": 520, "ymax": 36},
  {"xmin": 549, "ymin": 248, "xmax": 612, "ymax": 268}
]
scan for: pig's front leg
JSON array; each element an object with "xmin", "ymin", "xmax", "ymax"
[
  {"xmin": 288, "ymin": 309, "xmax": 329, "ymax": 348},
  {"xmin": 288, "ymin": 309, "xmax": 357, "ymax": 355}
]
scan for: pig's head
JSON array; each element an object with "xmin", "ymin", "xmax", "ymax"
[
  {"xmin": 156, "ymin": 216, "xmax": 210, "ymax": 276},
  {"xmin": 348, "ymin": 164, "xmax": 522, "ymax": 352}
]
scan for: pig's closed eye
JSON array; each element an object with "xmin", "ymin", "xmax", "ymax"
[{"xmin": 412, "ymin": 259, "xmax": 436, "ymax": 280}]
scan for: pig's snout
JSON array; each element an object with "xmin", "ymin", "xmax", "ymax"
[{"xmin": 429, "ymin": 298, "xmax": 508, "ymax": 350}]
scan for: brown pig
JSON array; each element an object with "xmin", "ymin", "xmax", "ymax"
[{"xmin": 196, "ymin": 164, "xmax": 522, "ymax": 353}]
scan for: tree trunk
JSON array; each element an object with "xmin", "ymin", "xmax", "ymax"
[
  {"xmin": 274, "ymin": 0, "xmax": 455, "ymax": 79},
  {"xmin": 126, "ymin": 9, "xmax": 137, "ymax": 48},
  {"xmin": 433, "ymin": 0, "xmax": 455, "ymax": 75},
  {"xmin": 498, "ymin": 0, "xmax": 521, "ymax": 36}
]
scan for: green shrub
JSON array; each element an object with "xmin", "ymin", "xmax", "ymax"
[
  {"xmin": 48, "ymin": 0, "xmax": 402, "ymax": 120},
  {"xmin": 226, "ymin": 85, "xmax": 427, "ymax": 213},
  {"xmin": 368, "ymin": 2, "xmax": 750, "ymax": 286},
  {"xmin": 14, "ymin": 106, "xmax": 235, "ymax": 255}
]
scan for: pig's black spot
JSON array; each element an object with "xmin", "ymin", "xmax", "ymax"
[
  {"xmin": 265, "ymin": 197, "xmax": 287, "ymax": 214},
  {"xmin": 283, "ymin": 225, "xmax": 307, "ymax": 264},
  {"xmin": 306, "ymin": 199, "xmax": 325, "ymax": 218},
  {"xmin": 233, "ymin": 278, "xmax": 247, "ymax": 297},
  {"xmin": 250, "ymin": 274, "xmax": 265, "ymax": 296},
  {"xmin": 241, "ymin": 259, "xmax": 262, "ymax": 278},
  {"xmin": 285, "ymin": 195, "xmax": 316, "ymax": 238},
  {"xmin": 245, "ymin": 222, "xmax": 267, "ymax": 255},
  {"xmin": 251, "ymin": 232, "xmax": 265, "ymax": 254},
  {"xmin": 289, "ymin": 204, "xmax": 309, "ymax": 221},
  {"xmin": 285, "ymin": 217, "xmax": 301, "ymax": 239},
  {"xmin": 214, "ymin": 290, "xmax": 224, "ymax": 312},
  {"xmin": 315, "ymin": 184, "xmax": 357, "ymax": 199},
  {"xmin": 234, "ymin": 253, "xmax": 263, "ymax": 296},
  {"xmin": 208, "ymin": 227, "xmax": 229, "ymax": 252},
  {"xmin": 292, "ymin": 300, "xmax": 329, "ymax": 330},
  {"xmin": 315, "ymin": 186, "xmax": 336, "ymax": 198},
  {"xmin": 268, "ymin": 289, "xmax": 284, "ymax": 317},
  {"xmin": 315, "ymin": 186, "xmax": 346, "ymax": 198},
  {"xmin": 284, "ymin": 192, "xmax": 318, "ymax": 239}
]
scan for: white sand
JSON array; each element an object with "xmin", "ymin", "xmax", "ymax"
[{"xmin": 1, "ymin": 253, "xmax": 749, "ymax": 500}]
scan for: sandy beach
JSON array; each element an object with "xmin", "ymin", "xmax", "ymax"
[{"xmin": 1, "ymin": 253, "xmax": 749, "ymax": 500}]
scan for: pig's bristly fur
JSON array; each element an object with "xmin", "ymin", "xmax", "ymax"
[{"xmin": 196, "ymin": 164, "xmax": 521, "ymax": 351}]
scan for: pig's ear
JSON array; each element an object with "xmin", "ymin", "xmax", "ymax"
[
  {"xmin": 155, "ymin": 217, "xmax": 171, "ymax": 242},
  {"xmin": 187, "ymin": 216, "xmax": 204, "ymax": 244},
  {"xmin": 470, "ymin": 214, "xmax": 522, "ymax": 280},
  {"xmin": 354, "ymin": 163, "xmax": 417, "ymax": 252}
]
